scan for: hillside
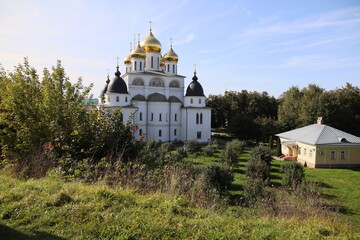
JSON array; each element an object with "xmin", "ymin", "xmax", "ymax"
[{"xmin": 0, "ymin": 168, "xmax": 359, "ymax": 240}]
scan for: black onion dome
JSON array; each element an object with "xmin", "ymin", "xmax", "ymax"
[
  {"xmin": 100, "ymin": 76, "xmax": 110, "ymax": 97},
  {"xmin": 185, "ymin": 73, "xmax": 204, "ymax": 96},
  {"xmin": 107, "ymin": 67, "xmax": 128, "ymax": 94}
]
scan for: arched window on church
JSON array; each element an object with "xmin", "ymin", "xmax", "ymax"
[
  {"xmin": 200, "ymin": 113, "xmax": 203, "ymax": 124},
  {"xmin": 116, "ymin": 96, "xmax": 119, "ymax": 102},
  {"xmin": 151, "ymin": 56, "xmax": 154, "ymax": 68},
  {"xmin": 196, "ymin": 113, "xmax": 199, "ymax": 124},
  {"xmin": 190, "ymin": 98, "xmax": 193, "ymax": 104}
]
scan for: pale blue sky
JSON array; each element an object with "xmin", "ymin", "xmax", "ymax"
[{"xmin": 1, "ymin": 0, "xmax": 359, "ymax": 97}]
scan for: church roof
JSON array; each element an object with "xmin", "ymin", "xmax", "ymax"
[
  {"xmin": 168, "ymin": 96, "xmax": 181, "ymax": 102},
  {"xmin": 276, "ymin": 124, "xmax": 360, "ymax": 145},
  {"xmin": 147, "ymin": 93, "xmax": 167, "ymax": 102},
  {"xmin": 100, "ymin": 76, "xmax": 110, "ymax": 97},
  {"xmin": 185, "ymin": 73, "xmax": 204, "ymax": 97},
  {"xmin": 132, "ymin": 94, "xmax": 146, "ymax": 101},
  {"xmin": 107, "ymin": 67, "xmax": 128, "ymax": 94}
]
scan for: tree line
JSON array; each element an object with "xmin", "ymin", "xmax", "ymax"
[{"xmin": 207, "ymin": 83, "xmax": 360, "ymax": 141}]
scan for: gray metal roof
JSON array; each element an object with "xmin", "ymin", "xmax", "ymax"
[{"xmin": 276, "ymin": 124, "xmax": 360, "ymax": 145}]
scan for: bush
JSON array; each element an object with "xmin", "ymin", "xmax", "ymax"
[
  {"xmin": 245, "ymin": 159, "xmax": 270, "ymax": 182},
  {"xmin": 204, "ymin": 164, "xmax": 234, "ymax": 195},
  {"xmin": 243, "ymin": 178, "xmax": 265, "ymax": 205},
  {"xmin": 184, "ymin": 139, "xmax": 201, "ymax": 153},
  {"xmin": 221, "ymin": 139, "xmax": 245, "ymax": 166},
  {"xmin": 281, "ymin": 161, "xmax": 305, "ymax": 188},
  {"xmin": 202, "ymin": 142, "xmax": 218, "ymax": 157},
  {"xmin": 249, "ymin": 145, "xmax": 273, "ymax": 165}
]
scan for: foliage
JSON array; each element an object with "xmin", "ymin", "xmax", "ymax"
[
  {"xmin": 204, "ymin": 164, "xmax": 234, "ymax": 195},
  {"xmin": 184, "ymin": 139, "xmax": 201, "ymax": 153},
  {"xmin": 276, "ymin": 137, "xmax": 281, "ymax": 156},
  {"xmin": 220, "ymin": 139, "xmax": 245, "ymax": 166},
  {"xmin": 281, "ymin": 161, "xmax": 305, "ymax": 188},
  {"xmin": 243, "ymin": 177, "xmax": 265, "ymax": 205},
  {"xmin": 245, "ymin": 159, "xmax": 270, "ymax": 182},
  {"xmin": 202, "ymin": 142, "xmax": 218, "ymax": 157},
  {"xmin": 249, "ymin": 145, "xmax": 273, "ymax": 165}
]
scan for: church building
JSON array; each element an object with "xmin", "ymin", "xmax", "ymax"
[{"xmin": 98, "ymin": 25, "xmax": 211, "ymax": 143}]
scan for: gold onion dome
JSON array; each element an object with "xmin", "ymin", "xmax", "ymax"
[
  {"xmin": 131, "ymin": 43, "xmax": 146, "ymax": 59},
  {"xmin": 164, "ymin": 46, "xmax": 178, "ymax": 62},
  {"xmin": 160, "ymin": 55, "xmax": 165, "ymax": 66},
  {"xmin": 124, "ymin": 54, "xmax": 131, "ymax": 64},
  {"xmin": 140, "ymin": 30, "xmax": 162, "ymax": 53}
]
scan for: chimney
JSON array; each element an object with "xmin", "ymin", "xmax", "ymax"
[{"xmin": 317, "ymin": 117, "xmax": 323, "ymax": 125}]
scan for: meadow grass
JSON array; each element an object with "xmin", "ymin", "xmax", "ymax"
[{"xmin": 0, "ymin": 172, "xmax": 358, "ymax": 239}]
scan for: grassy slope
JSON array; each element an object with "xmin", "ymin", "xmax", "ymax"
[{"xmin": 0, "ymin": 172, "xmax": 357, "ymax": 239}]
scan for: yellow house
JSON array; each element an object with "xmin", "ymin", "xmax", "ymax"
[{"xmin": 276, "ymin": 119, "xmax": 360, "ymax": 168}]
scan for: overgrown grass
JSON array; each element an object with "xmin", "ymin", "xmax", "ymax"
[{"xmin": 0, "ymin": 172, "xmax": 357, "ymax": 239}]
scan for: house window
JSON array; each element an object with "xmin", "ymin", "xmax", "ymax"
[
  {"xmin": 159, "ymin": 113, "xmax": 162, "ymax": 121},
  {"xmin": 174, "ymin": 113, "xmax": 177, "ymax": 121},
  {"xmin": 150, "ymin": 113, "xmax": 153, "ymax": 121},
  {"xmin": 340, "ymin": 151, "xmax": 345, "ymax": 160},
  {"xmin": 174, "ymin": 129, "xmax": 177, "ymax": 136},
  {"xmin": 139, "ymin": 129, "xmax": 142, "ymax": 136},
  {"xmin": 151, "ymin": 56, "xmax": 154, "ymax": 68},
  {"xmin": 116, "ymin": 96, "xmax": 119, "ymax": 102},
  {"xmin": 298, "ymin": 147, "xmax": 301, "ymax": 155},
  {"xmin": 330, "ymin": 151, "xmax": 336, "ymax": 159},
  {"xmin": 190, "ymin": 98, "xmax": 193, "ymax": 104},
  {"xmin": 309, "ymin": 150, "xmax": 312, "ymax": 158},
  {"xmin": 159, "ymin": 130, "xmax": 162, "ymax": 137},
  {"xmin": 139, "ymin": 112, "xmax": 143, "ymax": 121},
  {"xmin": 200, "ymin": 113, "xmax": 203, "ymax": 124},
  {"xmin": 196, "ymin": 113, "xmax": 199, "ymax": 124},
  {"xmin": 197, "ymin": 131, "xmax": 201, "ymax": 139},
  {"xmin": 304, "ymin": 148, "xmax": 307, "ymax": 156}
]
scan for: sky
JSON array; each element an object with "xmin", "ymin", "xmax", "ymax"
[{"xmin": 1, "ymin": 0, "xmax": 359, "ymax": 98}]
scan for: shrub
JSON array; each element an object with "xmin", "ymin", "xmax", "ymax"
[
  {"xmin": 249, "ymin": 145, "xmax": 273, "ymax": 165},
  {"xmin": 281, "ymin": 161, "xmax": 305, "ymax": 188},
  {"xmin": 202, "ymin": 142, "xmax": 218, "ymax": 157},
  {"xmin": 221, "ymin": 139, "xmax": 245, "ymax": 166},
  {"xmin": 245, "ymin": 159, "xmax": 270, "ymax": 182},
  {"xmin": 184, "ymin": 139, "xmax": 201, "ymax": 153},
  {"xmin": 243, "ymin": 178, "xmax": 265, "ymax": 206},
  {"xmin": 204, "ymin": 164, "xmax": 234, "ymax": 195}
]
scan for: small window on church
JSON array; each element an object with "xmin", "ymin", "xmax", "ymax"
[
  {"xmin": 174, "ymin": 113, "xmax": 177, "ymax": 121},
  {"xmin": 139, "ymin": 112, "xmax": 143, "ymax": 121},
  {"xmin": 139, "ymin": 129, "xmax": 142, "ymax": 136},
  {"xmin": 116, "ymin": 96, "xmax": 119, "ymax": 102},
  {"xmin": 196, "ymin": 113, "xmax": 199, "ymax": 124},
  {"xmin": 174, "ymin": 129, "xmax": 177, "ymax": 136},
  {"xmin": 125, "ymin": 97, "xmax": 128, "ymax": 102},
  {"xmin": 159, "ymin": 130, "xmax": 162, "ymax": 137},
  {"xmin": 199, "ymin": 99, "xmax": 201, "ymax": 104},
  {"xmin": 140, "ymin": 62, "xmax": 142, "ymax": 71},
  {"xmin": 197, "ymin": 131, "xmax": 201, "ymax": 139},
  {"xmin": 200, "ymin": 113, "xmax": 203, "ymax": 124},
  {"xmin": 159, "ymin": 113, "xmax": 162, "ymax": 121},
  {"xmin": 150, "ymin": 113, "xmax": 153, "ymax": 121},
  {"xmin": 172, "ymin": 65, "xmax": 175, "ymax": 73},
  {"xmin": 151, "ymin": 56, "xmax": 154, "ymax": 68},
  {"xmin": 190, "ymin": 98, "xmax": 193, "ymax": 104},
  {"xmin": 167, "ymin": 64, "xmax": 170, "ymax": 72},
  {"xmin": 134, "ymin": 61, "xmax": 137, "ymax": 71}
]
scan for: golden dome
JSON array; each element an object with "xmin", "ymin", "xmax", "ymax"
[
  {"xmin": 160, "ymin": 55, "xmax": 165, "ymax": 67},
  {"xmin": 140, "ymin": 30, "xmax": 162, "ymax": 53},
  {"xmin": 164, "ymin": 47, "xmax": 178, "ymax": 62},
  {"xmin": 124, "ymin": 54, "xmax": 131, "ymax": 64},
  {"xmin": 131, "ymin": 43, "xmax": 146, "ymax": 59}
]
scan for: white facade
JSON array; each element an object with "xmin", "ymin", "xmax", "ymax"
[{"xmin": 98, "ymin": 27, "xmax": 211, "ymax": 143}]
